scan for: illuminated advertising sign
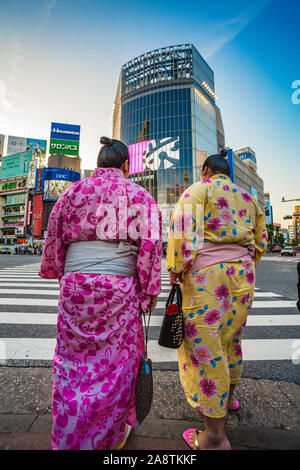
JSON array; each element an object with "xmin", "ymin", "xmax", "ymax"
[
  {"xmin": 32, "ymin": 194, "xmax": 43, "ymax": 237},
  {"xmin": 128, "ymin": 137, "xmax": 180, "ymax": 174},
  {"xmin": 0, "ymin": 150, "xmax": 32, "ymax": 179},
  {"xmin": 42, "ymin": 168, "xmax": 81, "ymax": 202}
]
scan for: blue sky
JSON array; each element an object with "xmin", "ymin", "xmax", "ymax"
[{"xmin": 0, "ymin": 0, "xmax": 299, "ymax": 227}]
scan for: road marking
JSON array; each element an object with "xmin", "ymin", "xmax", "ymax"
[
  {"xmin": 155, "ymin": 300, "xmax": 296, "ymax": 309},
  {"xmin": 158, "ymin": 291, "xmax": 281, "ymax": 299},
  {"xmin": 0, "ymin": 337, "xmax": 297, "ymax": 362},
  {"xmin": 1, "ymin": 312, "xmax": 299, "ymax": 327},
  {"xmin": 0, "ymin": 283, "xmax": 59, "ymax": 287}
]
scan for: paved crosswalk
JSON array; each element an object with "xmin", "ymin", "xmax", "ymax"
[
  {"xmin": 262, "ymin": 255, "xmax": 300, "ymax": 263},
  {"xmin": 0, "ymin": 263, "xmax": 299, "ymax": 382}
]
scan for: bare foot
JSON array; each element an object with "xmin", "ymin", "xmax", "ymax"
[
  {"xmin": 228, "ymin": 394, "xmax": 237, "ymax": 411},
  {"xmin": 189, "ymin": 430, "xmax": 231, "ymax": 450}
]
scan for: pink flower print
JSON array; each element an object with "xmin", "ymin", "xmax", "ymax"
[
  {"xmin": 184, "ymin": 192, "xmax": 191, "ymax": 199},
  {"xmin": 223, "ymin": 185, "xmax": 230, "ymax": 191},
  {"xmin": 234, "ymin": 344, "xmax": 242, "ymax": 357},
  {"xmin": 199, "ymin": 378, "xmax": 217, "ymax": 398},
  {"xmin": 202, "ymin": 178, "xmax": 212, "ymax": 183},
  {"xmin": 220, "ymin": 208, "xmax": 233, "ymax": 224},
  {"xmin": 217, "ymin": 197, "xmax": 229, "ymax": 209},
  {"xmin": 53, "ymin": 389, "xmax": 78, "ymax": 428},
  {"xmin": 242, "ymin": 259, "xmax": 253, "ymax": 272},
  {"xmin": 240, "ymin": 293, "xmax": 250, "ymax": 305},
  {"xmin": 185, "ymin": 322, "xmax": 198, "ymax": 338},
  {"xmin": 226, "ymin": 266, "xmax": 236, "ymax": 276},
  {"xmin": 238, "ymin": 209, "xmax": 247, "ymax": 218},
  {"xmin": 190, "ymin": 353, "xmax": 200, "ymax": 368},
  {"xmin": 207, "ymin": 217, "xmax": 222, "ymax": 232},
  {"xmin": 203, "ymin": 309, "xmax": 221, "ymax": 326},
  {"xmin": 193, "ymin": 345, "xmax": 213, "ymax": 364},
  {"xmin": 62, "ymin": 281, "xmax": 91, "ymax": 304},
  {"xmin": 183, "ymin": 362, "xmax": 187, "ymax": 372},
  {"xmin": 220, "ymin": 297, "xmax": 233, "ymax": 314},
  {"xmin": 214, "ymin": 284, "xmax": 230, "ymax": 299},
  {"xmin": 241, "ymin": 192, "xmax": 252, "ymax": 202},
  {"xmin": 262, "ymin": 229, "xmax": 268, "ymax": 240},
  {"xmin": 194, "ymin": 272, "xmax": 208, "ymax": 285},
  {"xmin": 246, "ymin": 270, "xmax": 255, "ymax": 284},
  {"xmin": 180, "ymin": 241, "xmax": 193, "ymax": 259}
]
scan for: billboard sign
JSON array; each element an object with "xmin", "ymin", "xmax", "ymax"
[
  {"xmin": 26, "ymin": 138, "xmax": 47, "ymax": 161},
  {"xmin": 7, "ymin": 136, "xmax": 27, "ymax": 155},
  {"xmin": 32, "ymin": 194, "xmax": 43, "ymax": 237},
  {"xmin": 128, "ymin": 137, "xmax": 180, "ymax": 174},
  {"xmin": 42, "ymin": 167, "xmax": 81, "ymax": 202},
  {"xmin": 250, "ymin": 186, "xmax": 258, "ymax": 199},
  {"xmin": 238, "ymin": 151, "xmax": 257, "ymax": 165},
  {"xmin": 50, "ymin": 122, "xmax": 80, "ymax": 141},
  {"xmin": 227, "ymin": 148, "xmax": 235, "ymax": 183},
  {"xmin": 27, "ymin": 159, "xmax": 38, "ymax": 189},
  {"xmin": 0, "ymin": 150, "xmax": 32, "ymax": 179},
  {"xmin": 49, "ymin": 138, "xmax": 79, "ymax": 156}
]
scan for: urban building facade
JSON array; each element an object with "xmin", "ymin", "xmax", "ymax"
[
  {"xmin": 112, "ymin": 44, "xmax": 220, "ymax": 236},
  {"xmin": 233, "ymin": 147, "xmax": 264, "ymax": 209}
]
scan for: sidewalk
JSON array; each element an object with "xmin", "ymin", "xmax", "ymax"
[{"xmin": 0, "ymin": 367, "xmax": 299, "ymax": 450}]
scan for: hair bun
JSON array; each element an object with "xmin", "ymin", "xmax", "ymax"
[
  {"xmin": 219, "ymin": 149, "xmax": 228, "ymax": 158},
  {"xmin": 100, "ymin": 136, "xmax": 113, "ymax": 146}
]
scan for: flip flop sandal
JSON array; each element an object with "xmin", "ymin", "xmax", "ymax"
[
  {"xmin": 229, "ymin": 399, "xmax": 239, "ymax": 411},
  {"xmin": 183, "ymin": 428, "xmax": 202, "ymax": 450},
  {"xmin": 112, "ymin": 424, "xmax": 132, "ymax": 450}
]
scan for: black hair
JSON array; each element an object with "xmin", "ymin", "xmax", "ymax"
[
  {"xmin": 97, "ymin": 136, "xmax": 130, "ymax": 169},
  {"xmin": 202, "ymin": 149, "xmax": 230, "ymax": 177}
]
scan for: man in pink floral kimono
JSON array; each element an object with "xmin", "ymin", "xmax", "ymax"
[{"xmin": 39, "ymin": 137, "xmax": 162, "ymax": 450}]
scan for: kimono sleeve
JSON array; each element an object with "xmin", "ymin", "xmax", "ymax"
[
  {"xmin": 137, "ymin": 197, "xmax": 162, "ymax": 313},
  {"xmin": 254, "ymin": 201, "xmax": 268, "ymax": 265},
  {"xmin": 167, "ymin": 182, "xmax": 207, "ymax": 276},
  {"xmin": 38, "ymin": 195, "xmax": 67, "ymax": 280}
]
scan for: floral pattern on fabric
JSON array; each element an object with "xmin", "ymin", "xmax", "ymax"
[
  {"xmin": 167, "ymin": 174, "xmax": 267, "ymax": 419},
  {"xmin": 39, "ymin": 167, "xmax": 162, "ymax": 450}
]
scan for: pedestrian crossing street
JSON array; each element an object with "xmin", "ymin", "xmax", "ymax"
[{"xmin": 0, "ymin": 264, "xmax": 299, "ymax": 369}]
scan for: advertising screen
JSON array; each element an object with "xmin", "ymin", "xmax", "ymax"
[
  {"xmin": 26, "ymin": 138, "xmax": 47, "ymax": 161},
  {"xmin": 128, "ymin": 137, "xmax": 180, "ymax": 174},
  {"xmin": 0, "ymin": 150, "xmax": 32, "ymax": 179},
  {"xmin": 42, "ymin": 168, "xmax": 81, "ymax": 202}
]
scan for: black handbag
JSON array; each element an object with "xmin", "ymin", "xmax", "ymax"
[
  {"xmin": 158, "ymin": 283, "xmax": 184, "ymax": 349},
  {"xmin": 135, "ymin": 311, "xmax": 153, "ymax": 425}
]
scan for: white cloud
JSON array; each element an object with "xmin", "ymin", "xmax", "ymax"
[{"xmin": 43, "ymin": 0, "xmax": 57, "ymax": 25}]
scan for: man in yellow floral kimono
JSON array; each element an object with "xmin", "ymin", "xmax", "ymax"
[{"xmin": 167, "ymin": 150, "xmax": 267, "ymax": 450}]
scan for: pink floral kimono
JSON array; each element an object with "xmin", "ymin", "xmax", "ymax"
[{"xmin": 39, "ymin": 167, "xmax": 162, "ymax": 450}]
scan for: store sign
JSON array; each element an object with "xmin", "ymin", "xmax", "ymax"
[
  {"xmin": 49, "ymin": 138, "xmax": 79, "ymax": 156},
  {"xmin": 1, "ymin": 179, "xmax": 27, "ymax": 192},
  {"xmin": 4, "ymin": 216, "xmax": 24, "ymax": 227},
  {"xmin": 35, "ymin": 168, "xmax": 44, "ymax": 194},
  {"xmin": 26, "ymin": 138, "xmax": 47, "ymax": 161},
  {"xmin": 0, "ymin": 150, "xmax": 32, "ymax": 179},
  {"xmin": 27, "ymin": 160, "xmax": 38, "ymax": 189},
  {"xmin": 42, "ymin": 167, "xmax": 81, "ymax": 202}
]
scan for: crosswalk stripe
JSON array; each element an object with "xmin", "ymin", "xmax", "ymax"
[
  {"xmin": 0, "ymin": 297, "xmax": 295, "ymax": 308},
  {"xmin": 1, "ymin": 312, "xmax": 300, "ymax": 327},
  {"xmin": 0, "ymin": 337, "xmax": 297, "ymax": 362},
  {"xmin": 0, "ymin": 283, "xmax": 59, "ymax": 287}
]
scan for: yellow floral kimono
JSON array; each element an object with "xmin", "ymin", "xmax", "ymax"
[{"xmin": 167, "ymin": 174, "xmax": 267, "ymax": 418}]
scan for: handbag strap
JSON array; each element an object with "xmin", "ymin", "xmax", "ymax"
[{"xmin": 141, "ymin": 310, "xmax": 151, "ymax": 358}]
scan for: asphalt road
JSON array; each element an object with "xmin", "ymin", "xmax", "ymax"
[{"xmin": 0, "ymin": 254, "xmax": 299, "ymax": 384}]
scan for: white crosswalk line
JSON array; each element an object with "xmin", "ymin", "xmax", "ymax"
[
  {"xmin": 1, "ymin": 337, "xmax": 297, "ymax": 362},
  {"xmin": 155, "ymin": 300, "xmax": 296, "ymax": 309}
]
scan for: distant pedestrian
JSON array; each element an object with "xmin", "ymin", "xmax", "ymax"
[
  {"xmin": 39, "ymin": 136, "xmax": 162, "ymax": 450},
  {"xmin": 167, "ymin": 149, "xmax": 268, "ymax": 450}
]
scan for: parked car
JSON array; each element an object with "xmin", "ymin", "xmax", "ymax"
[
  {"xmin": 281, "ymin": 246, "xmax": 296, "ymax": 256},
  {"xmin": 272, "ymin": 246, "xmax": 281, "ymax": 253},
  {"xmin": 0, "ymin": 247, "xmax": 12, "ymax": 255}
]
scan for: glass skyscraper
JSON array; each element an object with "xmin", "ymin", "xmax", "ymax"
[{"xmin": 112, "ymin": 44, "xmax": 221, "ymax": 237}]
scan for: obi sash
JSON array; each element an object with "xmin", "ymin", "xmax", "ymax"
[
  {"xmin": 64, "ymin": 240, "xmax": 138, "ymax": 277},
  {"xmin": 187, "ymin": 241, "xmax": 255, "ymax": 273}
]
